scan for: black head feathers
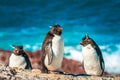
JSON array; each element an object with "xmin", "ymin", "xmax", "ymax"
[
  {"xmin": 49, "ymin": 24, "xmax": 63, "ymax": 35},
  {"xmin": 80, "ymin": 34, "xmax": 95, "ymax": 47},
  {"xmin": 11, "ymin": 45, "xmax": 24, "ymax": 55}
]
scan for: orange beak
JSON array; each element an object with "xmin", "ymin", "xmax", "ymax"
[{"xmin": 58, "ymin": 27, "xmax": 63, "ymax": 31}]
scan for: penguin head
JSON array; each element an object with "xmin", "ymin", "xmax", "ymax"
[
  {"xmin": 49, "ymin": 24, "xmax": 63, "ymax": 35},
  {"xmin": 12, "ymin": 45, "xmax": 24, "ymax": 55},
  {"xmin": 80, "ymin": 34, "xmax": 94, "ymax": 47}
]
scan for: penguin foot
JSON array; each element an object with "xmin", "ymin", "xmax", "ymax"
[
  {"xmin": 41, "ymin": 69, "xmax": 48, "ymax": 73},
  {"xmin": 91, "ymin": 75, "xmax": 102, "ymax": 77},
  {"xmin": 49, "ymin": 70, "xmax": 64, "ymax": 74}
]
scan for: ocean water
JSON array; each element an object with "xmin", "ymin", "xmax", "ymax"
[{"xmin": 0, "ymin": 0, "xmax": 120, "ymax": 74}]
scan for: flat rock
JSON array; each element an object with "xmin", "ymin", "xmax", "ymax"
[{"xmin": 0, "ymin": 63, "xmax": 119, "ymax": 80}]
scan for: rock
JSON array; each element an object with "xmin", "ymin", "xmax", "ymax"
[
  {"xmin": 0, "ymin": 49, "xmax": 11, "ymax": 64},
  {"xmin": 0, "ymin": 63, "xmax": 119, "ymax": 80}
]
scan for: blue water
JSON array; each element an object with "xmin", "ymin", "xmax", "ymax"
[{"xmin": 0, "ymin": 0, "xmax": 120, "ymax": 73}]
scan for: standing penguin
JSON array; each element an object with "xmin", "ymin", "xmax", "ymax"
[
  {"xmin": 80, "ymin": 35, "xmax": 105, "ymax": 76},
  {"xmin": 9, "ymin": 45, "xmax": 32, "ymax": 69},
  {"xmin": 41, "ymin": 24, "xmax": 64, "ymax": 73}
]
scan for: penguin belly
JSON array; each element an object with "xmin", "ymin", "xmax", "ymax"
[
  {"xmin": 82, "ymin": 44, "xmax": 103, "ymax": 75},
  {"xmin": 44, "ymin": 35, "xmax": 64, "ymax": 71},
  {"xmin": 9, "ymin": 53, "xmax": 27, "ymax": 69}
]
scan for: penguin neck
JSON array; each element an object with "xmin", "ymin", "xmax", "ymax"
[
  {"xmin": 12, "ymin": 51, "xmax": 24, "ymax": 56},
  {"xmin": 13, "ymin": 53, "xmax": 22, "ymax": 56},
  {"xmin": 47, "ymin": 32, "xmax": 62, "ymax": 38},
  {"xmin": 84, "ymin": 44, "xmax": 93, "ymax": 49},
  {"xmin": 48, "ymin": 32, "xmax": 54, "ymax": 37},
  {"xmin": 53, "ymin": 34, "xmax": 62, "ymax": 37}
]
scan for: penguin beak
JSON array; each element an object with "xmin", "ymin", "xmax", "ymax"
[
  {"xmin": 58, "ymin": 27, "xmax": 63, "ymax": 31},
  {"xmin": 80, "ymin": 42, "xmax": 84, "ymax": 45}
]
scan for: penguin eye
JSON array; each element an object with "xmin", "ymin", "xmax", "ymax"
[
  {"xmin": 54, "ymin": 28, "xmax": 58, "ymax": 32},
  {"xmin": 87, "ymin": 39, "xmax": 91, "ymax": 42},
  {"xmin": 87, "ymin": 39, "xmax": 92, "ymax": 44}
]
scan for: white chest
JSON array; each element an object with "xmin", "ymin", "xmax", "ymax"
[
  {"xmin": 45, "ymin": 35, "xmax": 64, "ymax": 70},
  {"xmin": 9, "ymin": 53, "xmax": 27, "ymax": 69},
  {"xmin": 52, "ymin": 35, "xmax": 64, "ymax": 56},
  {"xmin": 82, "ymin": 44, "xmax": 98, "ymax": 61}
]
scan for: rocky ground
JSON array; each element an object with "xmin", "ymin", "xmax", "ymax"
[
  {"xmin": 0, "ymin": 49, "xmax": 119, "ymax": 80},
  {"xmin": 0, "ymin": 63, "xmax": 120, "ymax": 80}
]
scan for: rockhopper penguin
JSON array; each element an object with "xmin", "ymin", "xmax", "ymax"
[
  {"xmin": 41, "ymin": 24, "xmax": 64, "ymax": 73},
  {"xmin": 9, "ymin": 45, "xmax": 32, "ymax": 69},
  {"xmin": 80, "ymin": 34, "xmax": 105, "ymax": 76}
]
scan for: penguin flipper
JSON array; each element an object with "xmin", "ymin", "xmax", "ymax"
[
  {"xmin": 100, "ymin": 56, "xmax": 105, "ymax": 74},
  {"xmin": 81, "ymin": 59, "xmax": 86, "ymax": 73},
  {"xmin": 96, "ymin": 47, "xmax": 105, "ymax": 75},
  {"xmin": 45, "ymin": 42, "xmax": 53, "ymax": 65},
  {"xmin": 22, "ymin": 52, "xmax": 32, "ymax": 69},
  {"xmin": 27, "ymin": 59, "xmax": 32, "ymax": 69}
]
